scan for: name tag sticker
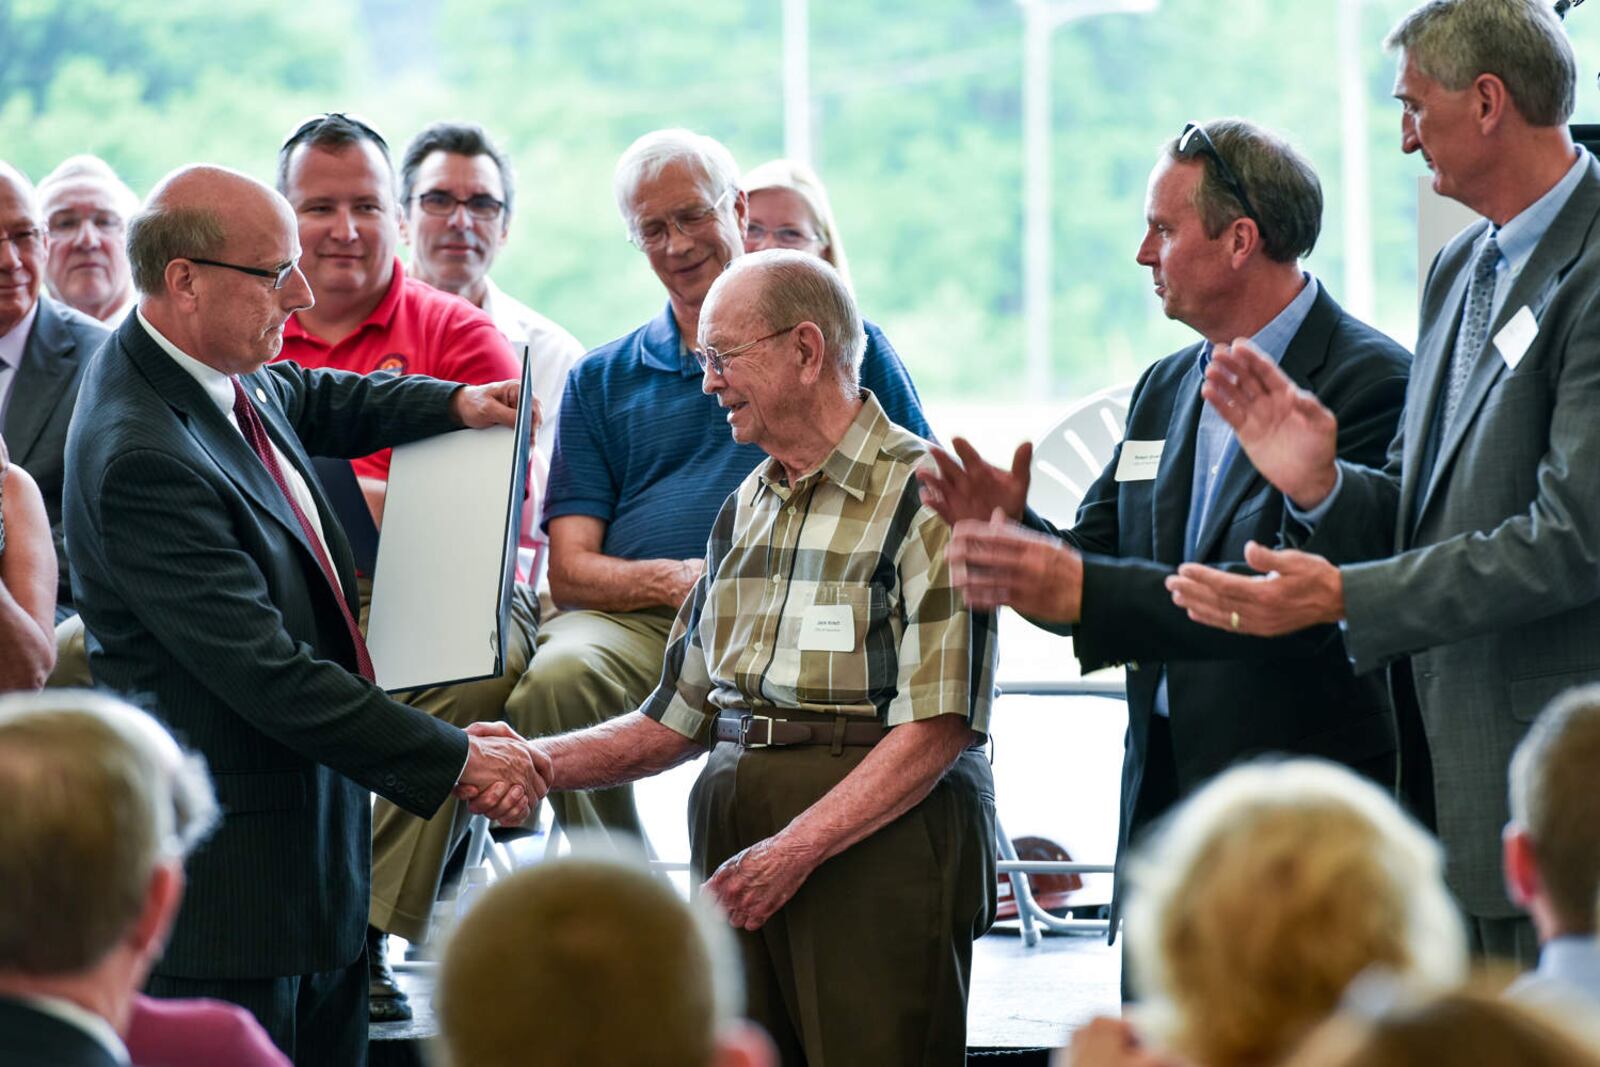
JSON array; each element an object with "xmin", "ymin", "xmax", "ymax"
[
  {"xmin": 1495, "ymin": 306, "xmax": 1538, "ymax": 370},
  {"xmin": 1114, "ymin": 439, "xmax": 1165, "ymax": 482},
  {"xmin": 798, "ymin": 604, "xmax": 855, "ymax": 652}
]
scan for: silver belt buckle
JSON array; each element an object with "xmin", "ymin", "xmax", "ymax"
[{"xmin": 740, "ymin": 714, "xmax": 775, "ymax": 749}]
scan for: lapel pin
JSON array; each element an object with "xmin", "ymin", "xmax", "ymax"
[{"xmin": 255, "ymin": 387, "xmax": 268, "ymax": 403}]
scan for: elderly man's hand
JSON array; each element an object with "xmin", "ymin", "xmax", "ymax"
[
  {"xmin": 917, "ymin": 437, "xmax": 1032, "ymax": 526},
  {"xmin": 948, "ymin": 509, "xmax": 1083, "ymax": 622},
  {"xmin": 1203, "ymin": 340, "xmax": 1338, "ymax": 510},
  {"xmin": 451, "ymin": 380, "xmax": 540, "ymax": 433},
  {"xmin": 702, "ymin": 835, "xmax": 816, "ymax": 931},
  {"xmin": 454, "ymin": 721, "xmax": 552, "ymax": 826},
  {"xmin": 1057, "ymin": 1017, "xmax": 1183, "ymax": 1067},
  {"xmin": 1164, "ymin": 540, "xmax": 1344, "ymax": 636}
]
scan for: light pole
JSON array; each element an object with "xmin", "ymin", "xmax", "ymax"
[
  {"xmin": 783, "ymin": 0, "xmax": 812, "ymax": 166},
  {"xmin": 1020, "ymin": 0, "xmax": 1158, "ymax": 398},
  {"xmin": 1338, "ymin": 0, "xmax": 1375, "ymax": 321}
]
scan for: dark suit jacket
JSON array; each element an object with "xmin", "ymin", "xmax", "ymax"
[
  {"xmin": 0, "ymin": 996, "xmax": 123, "ymax": 1067},
  {"xmin": 1299, "ymin": 157, "xmax": 1600, "ymax": 916},
  {"xmin": 1030, "ymin": 286, "xmax": 1409, "ymax": 927},
  {"xmin": 2, "ymin": 295, "xmax": 109, "ymax": 617},
  {"xmin": 63, "ymin": 315, "xmax": 471, "ymax": 979}
]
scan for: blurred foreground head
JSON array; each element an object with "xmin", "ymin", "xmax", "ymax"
[
  {"xmin": 435, "ymin": 850, "xmax": 774, "ymax": 1067},
  {"xmin": 1124, "ymin": 758, "xmax": 1466, "ymax": 1067}
]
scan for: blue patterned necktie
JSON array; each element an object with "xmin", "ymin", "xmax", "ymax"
[{"xmin": 1442, "ymin": 233, "xmax": 1501, "ymax": 430}]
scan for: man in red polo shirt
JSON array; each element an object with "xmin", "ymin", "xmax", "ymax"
[{"xmin": 273, "ymin": 112, "xmax": 537, "ymax": 1023}]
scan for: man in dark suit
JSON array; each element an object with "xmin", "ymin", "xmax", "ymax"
[
  {"xmin": 0, "ymin": 162, "xmax": 108, "ymax": 624},
  {"xmin": 1168, "ymin": 0, "xmax": 1597, "ymax": 963},
  {"xmin": 918, "ymin": 119, "xmax": 1408, "ymax": 978},
  {"xmin": 62, "ymin": 163, "xmax": 549, "ymax": 1065},
  {"xmin": 0, "ymin": 690, "xmax": 220, "ymax": 1067}
]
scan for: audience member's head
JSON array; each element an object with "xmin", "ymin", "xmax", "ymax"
[
  {"xmin": 1280, "ymin": 983, "xmax": 1600, "ymax": 1067},
  {"xmin": 741, "ymin": 159, "xmax": 853, "ymax": 289},
  {"xmin": 613, "ymin": 129, "xmax": 746, "ymax": 317},
  {"xmin": 1505, "ymin": 685, "xmax": 1600, "ymax": 941},
  {"xmin": 697, "ymin": 250, "xmax": 865, "ymax": 453},
  {"xmin": 1124, "ymin": 759, "xmax": 1467, "ymax": 1067},
  {"xmin": 0, "ymin": 690, "xmax": 217, "ymax": 1031},
  {"xmin": 435, "ymin": 853, "xmax": 773, "ymax": 1067},
  {"xmin": 36, "ymin": 154, "xmax": 139, "ymax": 322},
  {"xmin": 275, "ymin": 112, "xmax": 400, "ymax": 321},
  {"xmin": 400, "ymin": 121, "xmax": 514, "ymax": 303},
  {"xmin": 0, "ymin": 162, "xmax": 45, "ymax": 340},
  {"xmin": 128, "ymin": 163, "xmax": 313, "ymax": 375}
]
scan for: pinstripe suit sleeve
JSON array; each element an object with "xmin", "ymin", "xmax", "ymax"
[{"xmin": 90, "ymin": 445, "xmax": 467, "ymax": 816}]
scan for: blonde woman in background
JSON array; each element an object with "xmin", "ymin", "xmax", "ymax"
[
  {"xmin": 741, "ymin": 158, "xmax": 934, "ymax": 440},
  {"xmin": 1060, "ymin": 759, "xmax": 1467, "ymax": 1067}
]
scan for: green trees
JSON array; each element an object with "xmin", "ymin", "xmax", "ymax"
[{"xmin": 8, "ymin": 0, "xmax": 1598, "ymax": 401}]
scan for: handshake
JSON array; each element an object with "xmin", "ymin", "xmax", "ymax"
[{"xmin": 452, "ymin": 721, "xmax": 553, "ymax": 826}]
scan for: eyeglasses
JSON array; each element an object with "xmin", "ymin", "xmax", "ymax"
[
  {"xmin": 281, "ymin": 111, "xmax": 390, "ymax": 155},
  {"xmin": 746, "ymin": 222, "xmax": 821, "ymax": 248},
  {"xmin": 47, "ymin": 212, "xmax": 124, "ymax": 239},
  {"xmin": 629, "ymin": 186, "xmax": 733, "ymax": 252},
  {"xmin": 0, "ymin": 228, "xmax": 43, "ymax": 251},
  {"xmin": 187, "ymin": 257, "xmax": 299, "ymax": 290},
  {"xmin": 1176, "ymin": 121, "xmax": 1261, "ymax": 231},
  {"xmin": 693, "ymin": 323, "xmax": 798, "ymax": 376},
  {"xmin": 414, "ymin": 190, "xmax": 505, "ymax": 221}
]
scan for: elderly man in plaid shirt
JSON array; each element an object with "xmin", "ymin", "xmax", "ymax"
[{"xmin": 469, "ymin": 248, "xmax": 997, "ymax": 1064}]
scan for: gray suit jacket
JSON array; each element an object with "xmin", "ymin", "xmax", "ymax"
[
  {"xmin": 1300, "ymin": 155, "xmax": 1600, "ymax": 916},
  {"xmin": 2, "ymin": 296, "xmax": 109, "ymax": 617},
  {"xmin": 64, "ymin": 314, "xmax": 470, "ymax": 978}
]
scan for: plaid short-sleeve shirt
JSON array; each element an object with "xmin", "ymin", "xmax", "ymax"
[{"xmin": 640, "ymin": 392, "xmax": 997, "ymax": 746}]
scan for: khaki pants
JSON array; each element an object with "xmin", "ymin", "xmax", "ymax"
[
  {"xmin": 44, "ymin": 613, "xmax": 92, "ymax": 688},
  {"xmin": 367, "ymin": 579, "xmax": 539, "ymax": 943},
  {"xmin": 691, "ymin": 742, "xmax": 997, "ymax": 1067},
  {"xmin": 501, "ymin": 605, "xmax": 676, "ymax": 840}
]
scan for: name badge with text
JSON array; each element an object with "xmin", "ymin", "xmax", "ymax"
[
  {"xmin": 1494, "ymin": 305, "xmax": 1538, "ymax": 371},
  {"xmin": 798, "ymin": 604, "xmax": 855, "ymax": 652},
  {"xmin": 1115, "ymin": 439, "xmax": 1165, "ymax": 482}
]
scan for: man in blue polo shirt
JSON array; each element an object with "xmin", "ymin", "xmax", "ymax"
[{"xmin": 505, "ymin": 128, "xmax": 932, "ymax": 841}]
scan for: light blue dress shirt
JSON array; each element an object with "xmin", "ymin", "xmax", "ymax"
[{"xmin": 1154, "ymin": 274, "xmax": 1321, "ymax": 717}]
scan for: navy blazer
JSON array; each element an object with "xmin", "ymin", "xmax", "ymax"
[{"xmin": 63, "ymin": 314, "xmax": 471, "ymax": 978}]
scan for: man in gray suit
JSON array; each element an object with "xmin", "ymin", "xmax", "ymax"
[
  {"xmin": 63, "ymin": 163, "xmax": 549, "ymax": 1064},
  {"xmin": 0, "ymin": 162, "xmax": 109, "ymax": 624},
  {"xmin": 1166, "ymin": 0, "xmax": 1594, "ymax": 960}
]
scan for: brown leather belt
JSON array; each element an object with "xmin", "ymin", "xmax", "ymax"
[{"xmin": 714, "ymin": 713, "xmax": 885, "ymax": 749}]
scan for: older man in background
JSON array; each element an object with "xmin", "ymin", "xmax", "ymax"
[
  {"xmin": 503, "ymin": 250, "xmax": 995, "ymax": 1064},
  {"xmin": 36, "ymin": 155, "xmax": 139, "ymax": 325}
]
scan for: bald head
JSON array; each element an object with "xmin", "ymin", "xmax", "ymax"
[
  {"xmin": 702, "ymin": 249, "xmax": 864, "ymax": 386},
  {"xmin": 0, "ymin": 162, "xmax": 44, "ymax": 337},
  {"xmin": 128, "ymin": 164, "xmax": 312, "ymax": 375}
]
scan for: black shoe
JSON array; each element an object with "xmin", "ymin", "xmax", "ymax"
[{"xmin": 366, "ymin": 927, "xmax": 413, "ymax": 1023}]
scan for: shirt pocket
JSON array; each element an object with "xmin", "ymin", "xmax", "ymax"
[{"xmin": 791, "ymin": 582, "xmax": 890, "ymax": 712}]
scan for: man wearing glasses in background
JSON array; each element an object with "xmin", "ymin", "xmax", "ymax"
[
  {"xmin": 0, "ymin": 162, "xmax": 109, "ymax": 638},
  {"xmin": 399, "ymin": 121, "xmax": 585, "ymax": 476},
  {"xmin": 498, "ymin": 128, "xmax": 932, "ymax": 856},
  {"xmin": 271, "ymin": 113, "xmax": 540, "ymax": 1023},
  {"xmin": 918, "ymin": 119, "xmax": 1409, "ymax": 993},
  {"xmin": 37, "ymin": 155, "xmax": 140, "ymax": 325}
]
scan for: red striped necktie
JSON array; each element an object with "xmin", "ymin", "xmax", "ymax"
[{"xmin": 231, "ymin": 378, "xmax": 376, "ymax": 682}]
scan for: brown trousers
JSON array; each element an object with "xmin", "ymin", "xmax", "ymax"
[{"xmin": 690, "ymin": 741, "xmax": 997, "ymax": 1067}]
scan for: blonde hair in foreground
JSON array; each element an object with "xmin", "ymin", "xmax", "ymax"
[
  {"xmin": 435, "ymin": 851, "xmax": 742, "ymax": 1067},
  {"xmin": 1124, "ymin": 759, "xmax": 1467, "ymax": 1067},
  {"xmin": 1280, "ymin": 983, "xmax": 1600, "ymax": 1067}
]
